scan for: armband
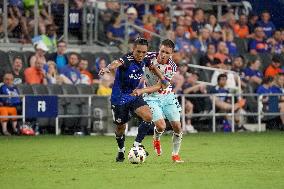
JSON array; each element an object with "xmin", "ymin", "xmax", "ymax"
[{"xmin": 161, "ymin": 79, "xmax": 170, "ymax": 86}]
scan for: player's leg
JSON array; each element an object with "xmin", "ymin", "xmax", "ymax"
[
  {"xmin": 153, "ymin": 118, "xmax": 166, "ymax": 156},
  {"xmin": 133, "ymin": 97, "xmax": 153, "ymax": 147},
  {"xmin": 163, "ymin": 94, "xmax": 184, "ymax": 162},
  {"xmin": 111, "ymin": 104, "xmax": 131, "ymax": 162}
]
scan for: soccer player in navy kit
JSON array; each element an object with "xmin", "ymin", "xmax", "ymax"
[{"xmin": 99, "ymin": 38, "xmax": 166, "ymax": 162}]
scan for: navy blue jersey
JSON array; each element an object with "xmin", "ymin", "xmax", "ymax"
[
  {"xmin": 0, "ymin": 84, "xmax": 21, "ymax": 106},
  {"xmin": 111, "ymin": 52, "xmax": 154, "ymax": 105}
]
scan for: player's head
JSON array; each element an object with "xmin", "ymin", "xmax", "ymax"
[
  {"xmin": 157, "ymin": 39, "xmax": 175, "ymax": 64},
  {"xmin": 133, "ymin": 38, "xmax": 149, "ymax": 62}
]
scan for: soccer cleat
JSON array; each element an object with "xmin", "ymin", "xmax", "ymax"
[
  {"xmin": 172, "ymin": 155, "xmax": 184, "ymax": 163},
  {"xmin": 153, "ymin": 139, "xmax": 162, "ymax": 156},
  {"xmin": 116, "ymin": 152, "xmax": 125, "ymax": 162}
]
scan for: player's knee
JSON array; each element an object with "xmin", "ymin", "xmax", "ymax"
[
  {"xmin": 142, "ymin": 113, "xmax": 152, "ymax": 122},
  {"xmin": 116, "ymin": 124, "xmax": 126, "ymax": 135}
]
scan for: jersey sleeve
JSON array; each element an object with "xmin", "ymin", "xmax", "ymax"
[{"xmin": 164, "ymin": 59, "xmax": 177, "ymax": 82}]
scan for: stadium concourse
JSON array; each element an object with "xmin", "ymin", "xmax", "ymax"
[{"xmin": 0, "ymin": 0, "xmax": 284, "ymax": 135}]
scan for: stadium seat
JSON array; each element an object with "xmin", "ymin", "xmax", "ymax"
[
  {"xmin": 190, "ymin": 52, "xmax": 202, "ymax": 65},
  {"xmin": 16, "ymin": 84, "xmax": 34, "ymax": 95},
  {"xmin": 199, "ymin": 69, "xmax": 213, "ymax": 82},
  {"xmin": 22, "ymin": 51, "xmax": 35, "ymax": 67},
  {"xmin": 76, "ymin": 84, "xmax": 93, "ymax": 131},
  {"xmin": 91, "ymin": 83, "xmax": 99, "ymax": 94},
  {"xmin": 0, "ymin": 50, "xmax": 12, "ymax": 81},
  {"xmin": 61, "ymin": 84, "xmax": 82, "ymax": 133},
  {"xmin": 92, "ymin": 96, "xmax": 111, "ymax": 133}
]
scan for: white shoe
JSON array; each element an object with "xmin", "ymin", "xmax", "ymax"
[{"xmin": 184, "ymin": 124, "xmax": 198, "ymax": 133}]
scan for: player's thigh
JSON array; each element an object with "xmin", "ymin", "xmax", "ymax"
[
  {"xmin": 163, "ymin": 94, "xmax": 181, "ymax": 122},
  {"xmin": 146, "ymin": 99, "xmax": 164, "ymax": 122},
  {"xmin": 111, "ymin": 104, "xmax": 131, "ymax": 125},
  {"xmin": 132, "ymin": 97, "xmax": 152, "ymax": 122}
]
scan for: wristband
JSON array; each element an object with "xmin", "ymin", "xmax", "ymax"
[{"xmin": 161, "ymin": 79, "xmax": 170, "ymax": 86}]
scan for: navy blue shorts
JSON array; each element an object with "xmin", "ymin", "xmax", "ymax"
[{"xmin": 111, "ymin": 97, "xmax": 148, "ymax": 125}]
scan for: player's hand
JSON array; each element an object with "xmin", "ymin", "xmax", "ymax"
[
  {"xmin": 131, "ymin": 89, "xmax": 143, "ymax": 96},
  {"xmin": 99, "ymin": 67, "xmax": 110, "ymax": 75}
]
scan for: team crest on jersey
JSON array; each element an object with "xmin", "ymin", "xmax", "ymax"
[{"xmin": 116, "ymin": 118, "xmax": 122, "ymax": 123}]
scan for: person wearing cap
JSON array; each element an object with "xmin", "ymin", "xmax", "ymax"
[
  {"xmin": 123, "ymin": 6, "xmax": 143, "ymax": 42},
  {"xmin": 264, "ymin": 54, "xmax": 283, "ymax": 77},
  {"xmin": 29, "ymin": 42, "xmax": 48, "ymax": 68}
]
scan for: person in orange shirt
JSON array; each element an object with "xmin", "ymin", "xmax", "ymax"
[
  {"xmin": 234, "ymin": 14, "xmax": 249, "ymax": 38},
  {"xmin": 78, "ymin": 58, "xmax": 93, "ymax": 85},
  {"xmin": 214, "ymin": 41, "xmax": 229, "ymax": 64},
  {"xmin": 24, "ymin": 57, "xmax": 47, "ymax": 84},
  {"xmin": 264, "ymin": 55, "xmax": 283, "ymax": 77}
]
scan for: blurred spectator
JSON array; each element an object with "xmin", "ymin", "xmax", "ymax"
[
  {"xmin": 11, "ymin": 56, "xmax": 25, "ymax": 85},
  {"xmin": 24, "ymin": 54, "xmax": 47, "ymax": 84},
  {"xmin": 156, "ymin": 15, "xmax": 172, "ymax": 39},
  {"xmin": 23, "ymin": 0, "xmax": 53, "ymax": 35},
  {"xmin": 211, "ymin": 58, "xmax": 237, "ymax": 90},
  {"xmin": 231, "ymin": 55, "xmax": 244, "ymax": 73},
  {"xmin": 242, "ymin": 59, "xmax": 263, "ymax": 85},
  {"xmin": 143, "ymin": 14, "xmax": 157, "ymax": 41},
  {"xmin": 267, "ymin": 30, "xmax": 283, "ymax": 54},
  {"xmin": 249, "ymin": 27, "xmax": 269, "ymax": 55},
  {"xmin": 0, "ymin": 73, "xmax": 21, "ymax": 135},
  {"xmin": 78, "ymin": 58, "xmax": 93, "ymax": 85},
  {"xmin": 8, "ymin": 0, "xmax": 31, "ymax": 42},
  {"xmin": 210, "ymin": 74, "xmax": 246, "ymax": 130},
  {"xmin": 47, "ymin": 40, "xmax": 68, "ymax": 72},
  {"xmin": 264, "ymin": 54, "xmax": 283, "ymax": 77},
  {"xmin": 93, "ymin": 57, "xmax": 107, "ymax": 84},
  {"xmin": 224, "ymin": 30, "xmax": 238, "ymax": 57},
  {"xmin": 192, "ymin": 28, "xmax": 210, "ymax": 54},
  {"xmin": 269, "ymin": 73, "xmax": 284, "ymax": 129},
  {"xmin": 30, "ymin": 42, "xmax": 48, "ymax": 67},
  {"xmin": 124, "ymin": 7, "xmax": 143, "ymax": 42},
  {"xmin": 214, "ymin": 41, "xmax": 230, "ymax": 64},
  {"xmin": 200, "ymin": 43, "xmax": 216, "ymax": 67},
  {"xmin": 234, "ymin": 14, "xmax": 249, "ymax": 39},
  {"xmin": 175, "ymin": 25, "xmax": 193, "ymax": 56},
  {"xmin": 257, "ymin": 10, "xmax": 275, "ymax": 38},
  {"xmin": 256, "ymin": 77, "xmax": 274, "ymax": 112},
  {"xmin": 60, "ymin": 52, "xmax": 81, "ymax": 84},
  {"xmin": 46, "ymin": 61, "xmax": 61, "ymax": 84},
  {"xmin": 191, "ymin": 8, "xmax": 205, "ymax": 38},
  {"xmin": 205, "ymin": 14, "xmax": 221, "ymax": 33},
  {"xmin": 32, "ymin": 24, "xmax": 58, "ymax": 52},
  {"xmin": 106, "ymin": 14, "xmax": 124, "ymax": 46},
  {"xmin": 248, "ymin": 12, "xmax": 259, "ymax": 34},
  {"xmin": 96, "ymin": 73, "xmax": 113, "ymax": 96}
]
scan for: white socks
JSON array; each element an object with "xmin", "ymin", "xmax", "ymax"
[
  {"xmin": 172, "ymin": 132, "xmax": 183, "ymax": 155},
  {"xmin": 154, "ymin": 126, "xmax": 164, "ymax": 140}
]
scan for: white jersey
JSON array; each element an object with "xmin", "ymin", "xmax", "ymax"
[{"xmin": 144, "ymin": 52, "xmax": 177, "ymax": 96}]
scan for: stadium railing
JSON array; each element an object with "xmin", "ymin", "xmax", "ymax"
[{"xmin": 0, "ymin": 92, "xmax": 283, "ymax": 135}]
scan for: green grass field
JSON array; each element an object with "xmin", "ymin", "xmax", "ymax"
[{"xmin": 0, "ymin": 132, "xmax": 284, "ymax": 189}]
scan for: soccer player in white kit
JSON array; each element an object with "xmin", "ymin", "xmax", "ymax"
[{"xmin": 132, "ymin": 39, "xmax": 184, "ymax": 162}]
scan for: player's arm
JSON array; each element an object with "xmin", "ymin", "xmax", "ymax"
[
  {"xmin": 131, "ymin": 82, "xmax": 162, "ymax": 96},
  {"xmin": 149, "ymin": 65, "xmax": 170, "ymax": 89},
  {"xmin": 99, "ymin": 60, "xmax": 123, "ymax": 76}
]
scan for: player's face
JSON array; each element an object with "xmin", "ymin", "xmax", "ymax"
[
  {"xmin": 158, "ymin": 45, "xmax": 173, "ymax": 64},
  {"xmin": 133, "ymin": 44, "xmax": 148, "ymax": 62}
]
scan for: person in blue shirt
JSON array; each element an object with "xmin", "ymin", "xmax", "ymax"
[
  {"xmin": 257, "ymin": 11, "xmax": 276, "ymax": 38},
  {"xmin": 99, "ymin": 38, "xmax": 166, "ymax": 162},
  {"xmin": 47, "ymin": 41, "xmax": 68, "ymax": 73},
  {"xmin": 60, "ymin": 52, "xmax": 81, "ymax": 84},
  {"xmin": 0, "ymin": 73, "xmax": 21, "ymax": 136},
  {"xmin": 242, "ymin": 59, "xmax": 263, "ymax": 85},
  {"xmin": 268, "ymin": 73, "xmax": 284, "ymax": 129},
  {"xmin": 256, "ymin": 77, "xmax": 273, "ymax": 112}
]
